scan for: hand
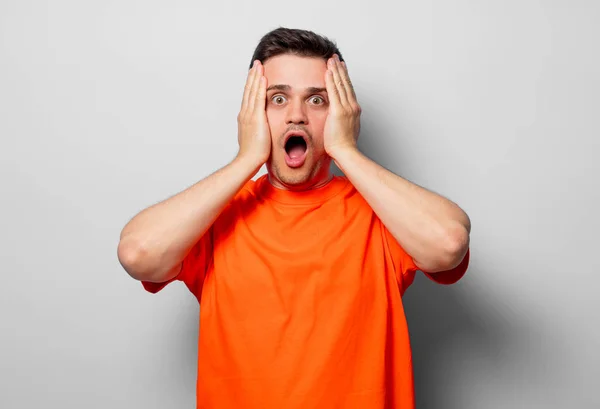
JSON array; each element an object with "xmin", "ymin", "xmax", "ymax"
[
  {"xmin": 236, "ymin": 60, "xmax": 271, "ymax": 166},
  {"xmin": 323, "ymin": 54, "xmax": 361, "ymax": 157}
]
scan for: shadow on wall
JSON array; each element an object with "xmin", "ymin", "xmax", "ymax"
[{"xmin": 404, "ymin": 271, "xmax": 496, "ymax": 409}]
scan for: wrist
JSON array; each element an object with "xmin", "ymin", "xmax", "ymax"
[
  {"xmin": 326, "ymin": 143, "xmax": 359, "ymax": 161},
  {"xmin": 233, "ymin": 152, "xmax": 266, "ymax": 174}
]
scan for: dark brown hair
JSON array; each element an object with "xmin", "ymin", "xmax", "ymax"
[{"xmin": 249, "ymin": 27, "xmax": 344, "ymax": 69}]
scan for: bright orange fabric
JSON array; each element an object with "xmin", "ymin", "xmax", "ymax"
[{"xmin": 142, "ymin": 174, "xmax": 470, "ymax": 408}]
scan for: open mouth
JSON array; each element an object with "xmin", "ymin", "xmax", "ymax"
[
  {"xmin": 285, "ymin": 135, "xmax": 307, "ymax": 158},
  {"xmin": 284, "ymin": 135, "xmax": 308, "ymax": 168}
]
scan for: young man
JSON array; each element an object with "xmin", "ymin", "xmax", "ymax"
[{"xmin": 118, "ymin": 27, "xmax": 471, "ymax": 409}]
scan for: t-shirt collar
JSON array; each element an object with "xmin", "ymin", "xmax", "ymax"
[{"xmin": 255, "ymin": 174, "xmax": 349, "ymax": 205}]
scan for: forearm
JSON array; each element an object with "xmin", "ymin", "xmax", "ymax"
[
  {"xmin": 331, "ymin": 146, "xmax": 470, "ymax": 272},
  {"xmin": 117, "ymin": 154, "xmax": 262, "ymax": 282}
]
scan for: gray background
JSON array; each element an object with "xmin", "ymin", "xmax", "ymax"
[{"xmin": 1, "ymin": 0, "xmax": 598, "ymax": 408}]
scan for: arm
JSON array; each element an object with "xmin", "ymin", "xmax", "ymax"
[
  {"xmin": 323, "ymin": 54, "xmax": 470, "ymax": 273},
  {"xmin": 117, "ymin": 60, "xmax": 271, "ymax": 283},
  {"xmin": 117, "ymin": 155, "xmax": 262, "ymax": 283}
]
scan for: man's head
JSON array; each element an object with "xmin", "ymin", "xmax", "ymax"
[{"xmin": 250, "ymin": 27, "xmax": 344, "ymax": 190}]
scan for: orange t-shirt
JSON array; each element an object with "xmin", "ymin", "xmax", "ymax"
[{"xmin": 142, "ymin": 174, "xmax": 470, "ymax": 409}]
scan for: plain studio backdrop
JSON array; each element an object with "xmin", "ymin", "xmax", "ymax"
[{"xmin": 1, "ymin": 0, "xmax": 598, "ymax": 408}]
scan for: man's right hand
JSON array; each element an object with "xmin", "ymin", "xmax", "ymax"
[{"xmin": 236, "ymin": 60, "xmax": 271, "ymax": 166}]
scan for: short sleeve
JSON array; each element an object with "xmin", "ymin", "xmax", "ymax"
[
  {"xmin": 382, "ymin": 225, "xmax": 420, "ymax": 295},
  {"xmin": 141, "ymin": 226, "xmax": 214, "ymax": 301},
  {"xmin": 382, "ymin": 225, "xmax": 469, "ymax": 294}
]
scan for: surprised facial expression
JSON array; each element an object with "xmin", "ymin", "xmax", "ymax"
[{"xmin": 262, "ymin": 54, "xmax": 332, "ymax": 190}]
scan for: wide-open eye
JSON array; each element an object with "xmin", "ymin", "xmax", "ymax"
[
  {"xmin": 272, "ymin": 95, "xmax": 286, "ymax": 105},
  {"xmin": 309, "ymin": 96, "xmax": 325, "ymax": 105}
]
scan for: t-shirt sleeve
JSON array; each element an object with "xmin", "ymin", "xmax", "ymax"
[
  {"xmin": 382, "ymin": 225, "xmax": 470, "ymax": 294},
  {"xmin": 141, "ymin": 226, "xmax": 214, "ymax": 301}
]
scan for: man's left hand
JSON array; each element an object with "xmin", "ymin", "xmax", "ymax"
[{"xmin": 323, "ymin": 54, "xmax": 362, "ymax": 157}]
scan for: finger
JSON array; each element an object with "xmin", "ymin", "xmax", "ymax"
[
  {"xmin": 340, "ymin": 60, "xmax": 357, "ymax": 102},
  {"xmin": 247, "ymin": 61, "xmax": 263, "ymax": 113},
  {"xmin": 329, "ymin": 55, "xmax": 350, "ymax": 108},
  {"xmin": 256, "ymin": 74, "xmax": 267, "ymax": 112},
  {"xmin": 335, "ymin": 55, "xmax": 355, "ymax": 106},
  {"xmin": 242, "ymin": 62, "xmax": 257, "ymax": 109},
  {"xmin": 241, "ymin": 61, "xmax": 258, "ymax": 111},
  {"xmin": 325, "ymin": 66, "xmax": 341, "ymax": 111}
]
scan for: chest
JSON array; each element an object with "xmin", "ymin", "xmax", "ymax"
[{"xmin": 203, "ymin": 203, "xmax": 395, "ymax": 318}]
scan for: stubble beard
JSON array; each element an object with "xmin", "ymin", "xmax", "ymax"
[{"xmin": 270, "ymin": 156, "xmax": 321, "ymax": 186}]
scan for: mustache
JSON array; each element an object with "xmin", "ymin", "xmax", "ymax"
[{"xmin": 280, "ymin": 126, "xmax": 312, "ymax": 143}]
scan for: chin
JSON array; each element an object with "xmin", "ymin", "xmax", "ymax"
[
  {"xmin": 268, "ymin": 158, "xmax": 322, "ymax": 189},
  {"xmin": 277, "ymin": 164, "xmax": 314, "ymax": 185},
  {"xmin": 278, "ymin": 172, "xmax": 314, "ymax": 187}
]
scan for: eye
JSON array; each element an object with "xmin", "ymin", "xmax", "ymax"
[
  {"xmin": 309, "ymin": 96, "xmax": 325, "ymax": 105},
  {"xmin": 271, "ymin": 95, "xmax": 286, "ymax": 105}
]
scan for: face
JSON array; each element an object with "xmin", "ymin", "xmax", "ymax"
[{"xmin": 263, "ymin": 54, "xmax": 333, "ymax": 190}]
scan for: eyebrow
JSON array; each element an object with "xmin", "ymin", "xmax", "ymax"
[{"xmin": 266, "ymin": 84, "xmax": 327, "ymax": 93}]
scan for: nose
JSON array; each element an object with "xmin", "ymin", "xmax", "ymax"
[{"xmin": 285, "ymin": 99, "xmax": 308, "ymax": 125}]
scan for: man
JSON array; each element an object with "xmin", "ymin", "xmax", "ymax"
[{"xmin": 118, "ymin": 27, "xmax": 471, "ymax": 409}]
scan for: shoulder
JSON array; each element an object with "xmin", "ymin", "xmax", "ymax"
[
  {"xmin": 335, "ymin": 177, "xmax": 371, "ymax": 209},
  {"xmin": 224, "ymin": 176, "xmax": 262, "ymax": 214},
  {"xmin": 208, "ymin": 177, "xmax": 261, "ymax": 240},
  {"xmin": 218, "ymin": 174, "xmax": 271, "ymax": 221}
]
